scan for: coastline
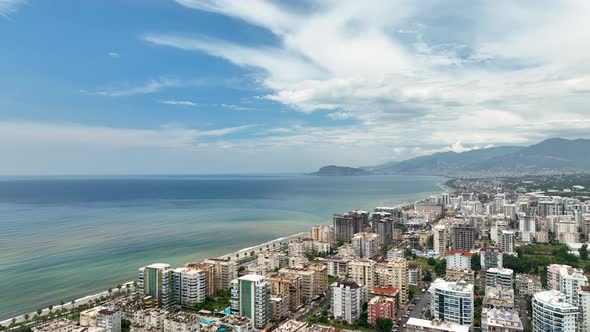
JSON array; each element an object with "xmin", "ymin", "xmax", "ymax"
[
  {"xmin": 0, "ymin": 231, "xmax": 311, "ymax": 327},
  {"xmin": 0, "ymin": 177, "xmax": 447, "ymax": 325}
]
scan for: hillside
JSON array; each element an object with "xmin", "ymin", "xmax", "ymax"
[{"xmin": 310, "ymin": 138, "xmax": 590, "ymax": 176}]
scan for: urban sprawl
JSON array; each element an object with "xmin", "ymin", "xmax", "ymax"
[{"xmin": 4, "ymin": 177, "xmax": 590, "ymax": 332}]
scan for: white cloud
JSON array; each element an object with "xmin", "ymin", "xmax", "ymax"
[
  {"xmin": 82, "ymin": 78, "xmax": 179, "ymax": 97},
  {"xmin": 160, "ymin": 100, "xmax": 199, "ymax": 106},
  {"xmin": 144, "ymin": 0, "xmax": 590, "ymax": 161},
  {"xmin": 0, "ymin": 0, "xmax": 23, "ymax": 18},
  {"xmin": 108, "ymin": 52, "xmax": 120, "ymax": 58}
]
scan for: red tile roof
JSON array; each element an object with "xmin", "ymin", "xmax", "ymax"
[{"xmin": 445, "ymin": 250, "xmax": 472, "ymax": 257}]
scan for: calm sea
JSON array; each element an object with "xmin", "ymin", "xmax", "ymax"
[{"xmin": 0, "ymin": 174, "xmax": 444, "ymax": 319}]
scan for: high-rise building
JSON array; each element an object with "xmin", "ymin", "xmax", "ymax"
[
  {"xmin": 429, "ymin": 279, "xmax": 474, "ymax": 326},
  {"xmin": 515, "ymin": 274, "xmax": 542, "ymax": 296},
  {"xmin": 352, "ymin": 232, "xmax": 380, "ymax": 258},
  {"xmin": 331, "ymin": 281, "xmax": 366, "ymax": 324},
  {"xmin": 138, "ymin": 263, "xmax": 172, "ymax": 307},
  {"xmin": 388, "ymin": 258, "xmax": 409, "ymax": 305},
  {"xmin": 172, "ymin": 267, "xmax": 207, "ymax": 306},
  {"xmin": 445, "ymin": 250, "xmax": 472, "ymax": 271},
  {"xmin": 230, "ymin": 274, "xmax": 271, "ymax": 329},
  {"xmin": 532, "ymin": 290, "xmax": 578, "ymax": 332},
  {"xmin": 310, "ymin": 225, "xmax": 332, "ymax": 243},
  {"xmin": 560, "ymin": 267, "xmax": 588, "ymax": 305},
  {"xmin": 519, "ymin": 217, "xmax": 536, "ymax": 243},
  {"xmin": 486, "ymin": 268, "xmax": 514, "ymax": 288},
  {"xmin": 491, "ymin": 221, "xmax": 509, "ymax": 245},
  {"xmin": 578, "ymin": 286, "xmax": 590, "ymax": 332},
  {"xmin": 266, "ymin": 273, "xmax": 301, "ymax": 311},
  {"xmin": 557, "ymin": 220, "xmax": 579, "ymax": 244},
  {"xmin": 348, "ymin": 259, "xmax": 376, "ymax": 291},
  {"xmin": 184, "ymin": 262, "xmax": 216, "ymax": 296},
  {"xmin": 203, "ymin": 257, "xmax": 236, "ymax": 290},
  {"xmin": 408, "ymin": 264, "xmax": 421, "ymax": 286},
  {"xmin": 375, "ymin": 218, "xmax": 393, "ymax": 245},
  {"xmin": 500, "ymin": 230, "xmax": 516, "ymax": 254},
  {"xmin": 368, "ymin": 296, "xmax": 396, "ymax": 326},
  {"xmin": 97, "ymin": 309, "xmax": 121, "ymax": 332},
  {"xmin": 433, "ymin": 224, "xmax": 448, "ymax": 254},
  {"xmin": 480, "ymin": 247, "xmax": 503, "ymax": 269},
  {"xmin": 333, "ymin": 213, "xmax": 364, "ymax": 243},
  {"xmin": 547, "ymin": 264, "xmax": 588, "ymax": 305},
  {"xmin": 279, "ymin": 265, "xmax": 326, "ymax": 302},
  {"xmin": 451, "ymin": 224, "xmax": 475, "ymax": 251}
]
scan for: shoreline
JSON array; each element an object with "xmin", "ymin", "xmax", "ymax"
[
  {"xmin": 0, "ymin": 231, "xmax": 311, "ymax": 327},
  {"xmin": 1, "ymin": 183, "xmax": 449, "ymax": 326}
]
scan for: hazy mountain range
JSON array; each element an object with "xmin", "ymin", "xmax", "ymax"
[{"xmin": 309, "ymin": 138, "xmax": 590, "ymax": 176}]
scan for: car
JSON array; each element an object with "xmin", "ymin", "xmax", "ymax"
[
  {"xmin": 403, "ymin": 324, "xmax": 407, "ymax": 328},
  {"xmin": 403, "ymin": 315, "xmax": 409, "ymax": 318}
]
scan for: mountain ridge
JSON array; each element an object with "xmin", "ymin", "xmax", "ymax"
[{"xmin": 310, "ymin": 138, "xmax": 590, "ymax": 176}]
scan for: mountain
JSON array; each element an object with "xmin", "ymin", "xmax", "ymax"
[
  {"xmin": 307, "ymin": 165, "xmax": 371, "ymax": 176},
  {"xmin": 309, "ymin": 138, "xmax": 590, "ymax": 176},
  {"xmin": 367, "ymin": 145, "xmax": 525, "ymax": 175}
]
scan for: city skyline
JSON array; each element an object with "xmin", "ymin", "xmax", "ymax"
[{"xmin": 2, "ymin": 1, "xmax": 590, "ymax": 174}]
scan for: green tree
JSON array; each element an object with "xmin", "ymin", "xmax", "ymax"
[
  {"xmin": 423, "ymin": 269, "xmax": 433, "ymax": 282},
  {"xmin": 380, "ymin": 244, "xmax": 390, "ymax": 257},
  {"xmin": 126, "ymin": 284, "xmax": 130, "ymax": 294},
  {"xmin": 108, "ymin": 288, "xmax": 112, "ymax": 298},
  {"xmin": 434, "ymin": 260, "xmax": 446, "ymax": 276},
  {"xmin": 471, "ymin": 253, "xmax": 481, "ymax": 271},
  {"xmin": 48, "ymin": 305, "xmax": 53, "ymax": 314},
  {"xmin": 24, "ymin": 314, "xmax": 29, "ymax": 322},
  {"xmin": 117, "ymin": 284, "xmax": 122, "ymax": 296},
  {"xmin": 427, "ymin": 235, "xmax": 434, "ymax": 249},
  {"xmin": 427, "ymin": 257, "xmax": 437, "ymax": 266},
  {"xmin": 580, "ymin": 244, "xmax": 589, "ymax": 260},
  {"xmin": 375, "ymin": 318, "xmax": 393, "ymax": 332}
]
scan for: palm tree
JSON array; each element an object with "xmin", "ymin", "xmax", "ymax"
[
  {"xmin": 125, "ymin": 284, "xmax": 130, "ymax": 294},
  {"xmin": 10, "ymin": 318, "xmax": 16, "ymax": 328},
  {"xmin": 107, "ymin": 288, "xmax": 112, "ymax": 298},
  {"xmin": 117, "ymin": 284, "xmax": 122, "ymax": 297},
  {"xmin": 24, "ymin": 314, "xmax": 29, "ymax": 322},
  {"xmin": 48, "ymin": 305, "xmax": 53, "ymax": 313},
  {"xmin": 36, "ymin": 309, "xmax": 42, "ymax": 316},
  {"xmin": 32, "ymin": 315, "xmax": 39, "ymax": 322}
]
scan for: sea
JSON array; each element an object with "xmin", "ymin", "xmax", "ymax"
[{"xmin": 0, "ymin": 174, "xmax": 445, "ymax": 319}]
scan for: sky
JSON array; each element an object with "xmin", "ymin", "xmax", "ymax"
[{"xmin": 1, "ymin": 0, "xmax": 590, "ymax": 175}]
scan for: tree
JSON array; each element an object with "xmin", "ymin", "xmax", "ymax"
[
  {"xmin": 423, "ymin": 269, "xmax": 433, "ymax": 282},
  {"xmin": 24, "ymin": 314, "xmax": 29, "ymax": 322},
  {"xmin": 427, "ymin": 257, "xmax": 437, "ymax": 266},
  {"xmin": 36, "ymin": 309, "xmax": 42, "ymax": 317},
  {"xmin": 380, "ymin": 244, "xmax": 390, "ymax": 257},
  {"xmin": 434, "ymin": 260, "xmax": 446, "ymax": 276},
  {"xmin": 427, "ymin": 235, "xmax": 434, "ymax": 249},
  {"xmin": 471, "ymin": 253, "xmax": 481, "ymax": 271},
  {"xmin": 108, "ymin": 288, "xmax": 113, "ymax": 298},
  {"xmin": 580, "ymin": 244, "xmax": 589, "ymax": 260},
  {"xmin": 375, "ymin": 318, "xmax": 393, "ymax": 332},
  {"xmin": 48, "ymin": 305, "xmax": 53, "ymax": 313}
]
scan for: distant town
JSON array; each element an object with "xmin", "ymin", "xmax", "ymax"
[{"xmin": 3, "ymin": 174, "xmax": 590, "ymax": 332}]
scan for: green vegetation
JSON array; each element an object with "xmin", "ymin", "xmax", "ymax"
[
  {"xmin": 409, "ymin": 285, "xmax": 418, "ymax": 301},
  {"xmin": 434, "ymin": 259, "xmax": 446, "ymax": 276},
  {"xmin": 580, "ymin": 244, "xmax": 589, "ymax": 260},
  {"xmin": 121, "ymin": 319, "xmax": 131, "ymax": 332},
  {"xmin": 193, "ymin": 288, "xmax": 231, "ymax": 312},
  {"xmin": 504, "ymin": 244, "xmax": 587, "ymax": 275},
  {"xmin": 327, "ymin": 275, "xmax": 339, "ymax": 285},
  {"xmin": 423, "ymin": 269, "xmax": 432, "ymax": 282},
  {"xmin": 375, "ymin": 318, "xmax": 393, "ymax": 332},
  {"xmin": 471, "ymin": 253, "xmax": 481, "ymax": 271}
]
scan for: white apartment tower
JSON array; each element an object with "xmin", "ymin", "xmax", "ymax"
[
  {"xmin": 433, "ymin": 224, "xmax": 448, "ymax": 254},
  {"xmin": 172, "ymin": 267, "xmax": 207, "ymax": 306},
  {"xmin": 532, "ymin": 290, "xmax": 578, "ymax": 332},
  {"xmin": 430, "ymin": 279, "xmax": 474, "ymax": 326},
  {"xmin": 331, "ymin": 280, "xmax": 366, "ymax": 324}
]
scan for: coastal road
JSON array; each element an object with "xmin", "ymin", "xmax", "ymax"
[{"xmin": 0, "ymin": 283, "xmax": 135, "ymax": 328}]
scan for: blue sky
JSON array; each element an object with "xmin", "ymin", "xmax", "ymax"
[{"xmin": 1, "ymin": 0, "xmax": 590, "ymax": 174}]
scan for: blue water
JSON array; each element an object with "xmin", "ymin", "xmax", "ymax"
[{"xmin": 0, "ymin": 174, "xmax": 444, "ymax": 319}]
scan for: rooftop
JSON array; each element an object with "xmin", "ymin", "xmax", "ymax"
[
  {"xmin": 406, "ymin": 318, "xmax": 470, "ymax": 332},
  {"xmin": 238, "ymin": 274, "xmax": 266, "ymax": 282},
  {"xmin": 534, "ymin": 290, "xmax": 578, "ymax": 309},
  {"xmin": 446, "ymin": 250, "xmax": 472, "ymax": 257}
]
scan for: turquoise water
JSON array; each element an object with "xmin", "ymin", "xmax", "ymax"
[{"xmin": 0, "ymin": 174, "xmax": 444, "ymax": 319}]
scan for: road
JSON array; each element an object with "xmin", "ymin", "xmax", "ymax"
[{"xmin": 394, "ymin": 287, "xmax": 431, "ymax": 332}]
